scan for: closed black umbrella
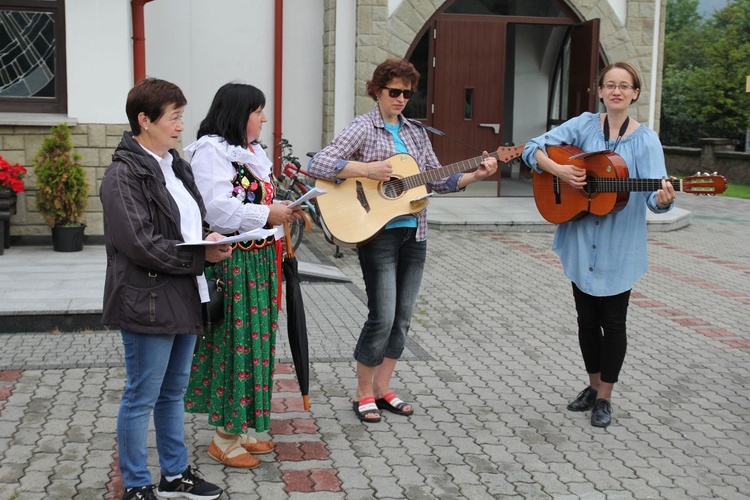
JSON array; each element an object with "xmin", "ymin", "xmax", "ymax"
[{"xmin": 282, "ymin": 222, "xmax": 310, "ymax": 410}]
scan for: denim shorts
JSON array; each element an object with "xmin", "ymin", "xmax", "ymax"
[{"xmin": 354, "ymin": 227, "xmax": 426, "ymax": 366}]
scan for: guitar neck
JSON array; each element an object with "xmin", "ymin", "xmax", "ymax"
[
  {"xmin": 591, "ymin": 178, "xmax": 682, "ymax": 193},
  {"xmin": 400, "ymin": 152, "xmax": 500, "ymax": 190}
]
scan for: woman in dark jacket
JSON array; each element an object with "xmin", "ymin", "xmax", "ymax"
[{"xmin": 100, "ymin": 78, "xmax": 230, "ymax": 500}]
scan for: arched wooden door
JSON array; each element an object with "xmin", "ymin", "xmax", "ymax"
[
  {"xmin": 432, "ymin": 16, "xmax": 507, "ymax": 173},
  {"xmin": 406, "ymin": 6, "xmax": 601, "ymax": 196}
]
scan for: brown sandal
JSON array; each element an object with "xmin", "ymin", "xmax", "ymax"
[
  {"xmin": 216, "ymin": 429, "xmax": 275, "ymax": 455},
  {"xmin": 240, "ymin": 438, "xmax": 275, "ymax": 455},
  {"xmin": 208, "ymin": 440, "xmax": 261, "ymax": 469}
]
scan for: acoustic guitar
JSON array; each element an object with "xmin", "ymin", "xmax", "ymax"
[
  {"xmin": 533, "ymin": 144, "xmax": 727, "ymax": 224},
  {"xmin": 315, "ymin": 145, "xmax": 525, "ymax": 247}
]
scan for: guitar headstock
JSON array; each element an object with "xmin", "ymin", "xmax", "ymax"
[
  {"xmin": 682, "ymin": 172, "xmax": 727, "ymax": 195},
  {"xmin": 494, "ymin": 144, "xmax": 525, "ymax": 165}
]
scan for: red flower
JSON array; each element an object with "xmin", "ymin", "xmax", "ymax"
[{"xmin": 0, "ymin": 156, "xmax": 26, "ymax": 193}]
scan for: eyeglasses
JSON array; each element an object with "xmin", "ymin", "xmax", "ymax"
[
  {"xmin": 602, "ymin": 83, "xmax": 635, "ymax": 91},
  {"xmin": 384, "ymin": 87, "xmax": 415, "ymax": 99}
]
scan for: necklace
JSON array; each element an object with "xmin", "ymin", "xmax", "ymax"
[{"xmin": 603, "ymin": 114, "xmax": 629, "ymax": 153}]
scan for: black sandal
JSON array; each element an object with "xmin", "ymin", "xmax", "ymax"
[
  {"xmin": 353, "ymin": 397, "xmax": 382, "ymax": 423},
  {"xmin": 375, "ymin": 392, "xmax": 414, "ymax": 416}
]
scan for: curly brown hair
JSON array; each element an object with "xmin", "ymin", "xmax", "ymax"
[{"xmin": 366, "ymin": 59, "xmax": 420, "ymax": 100}]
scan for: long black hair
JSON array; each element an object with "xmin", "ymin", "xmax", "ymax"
[{"xmin": 197, "ymin": 82, "xmax": 266, "ymax": 148}]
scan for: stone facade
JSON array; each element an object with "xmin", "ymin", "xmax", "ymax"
[
  {"xmin": 2, "ymin": 0, "xmax": 667, "ymax": 238},
  {"xmin": 0, "ymin": 123, "xmax": 128, "ymax": 239},
  {"xmin": 320, "ymin": 0, "xmax": 666, "ymax": 141}
]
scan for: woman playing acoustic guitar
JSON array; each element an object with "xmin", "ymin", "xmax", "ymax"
[
  {"xmin": 309, "ymin": 58, "xmax": 497, "ymax": 423},
  {"xmin": 521, "ymin": 61, "xmax": 676, "ymax": 428}
]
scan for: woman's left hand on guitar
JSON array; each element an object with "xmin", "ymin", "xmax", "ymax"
[
  {"xmin": 461, "ymin": 152, "xmax": 498, "ymax": 185},
  {"xmin": 657, "ymin": 177, "xmax": 677, "ymax": 207},
  {"xmin": 477, "ymin": 152, "xmax": 498, "ymax": 179}
]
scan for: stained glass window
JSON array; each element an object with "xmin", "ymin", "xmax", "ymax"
[{"xmin": 0, "ymin": 1, "xmax": 65, "ymax": 113}]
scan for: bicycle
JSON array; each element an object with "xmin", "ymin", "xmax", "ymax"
[
  {"xmin": 275, "ymin": 139, "xmax": 347, "ymax": 257},
  {"xmin": 274, "ymin": 139, "xmax": 324, "ymax": 251}
]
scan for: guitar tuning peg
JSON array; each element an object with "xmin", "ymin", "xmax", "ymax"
[{"xmin": 713, "ymin": 171, "xmax": 718, "ymax": 175}]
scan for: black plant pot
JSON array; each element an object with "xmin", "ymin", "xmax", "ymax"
[{"xmin": 52, "ymin": 225, "xmax": 85, "ymax": 252}]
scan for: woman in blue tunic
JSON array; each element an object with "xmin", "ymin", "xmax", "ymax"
[{"xmin": 522, "ymin": 62, "xmax": 676, "ymax": 427}]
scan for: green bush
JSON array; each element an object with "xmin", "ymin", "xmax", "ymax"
[{"xmin": 33, "ymin": 124, "xmax": 88, "ymax": 227}]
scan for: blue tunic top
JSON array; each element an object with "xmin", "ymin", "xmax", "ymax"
[{"xmin": 522, "ymin": 112, "xmax": 672, "ymax": 297}]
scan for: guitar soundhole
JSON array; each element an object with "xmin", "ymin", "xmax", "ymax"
[
  {"xmin": 382, "ymin": 178, "xmax": 403, "ymax": 199},
  {"xmin": 583, "ymin": 176, "xmax": 597, "ymax": 195}
]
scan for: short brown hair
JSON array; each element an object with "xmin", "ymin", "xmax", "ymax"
[
  {"xmin": 598, "ymin": 61, "xmax": 642, "ymax": 104},
  {"xmin": 126, "ymin": 78, "xmax": 187, "ymax": 135},
  {"xmin": 366, "ymin": 59, "xmax": 420, "ymax": 100}
]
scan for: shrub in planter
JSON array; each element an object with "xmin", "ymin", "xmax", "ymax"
[{"xmin": 33, "ymin": 124, "xmax": 89, "ymax": 251}]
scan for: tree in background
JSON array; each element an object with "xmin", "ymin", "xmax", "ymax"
[{"xmin": 661, "ymin": 0, "xmax": 750, "ymax": 149}]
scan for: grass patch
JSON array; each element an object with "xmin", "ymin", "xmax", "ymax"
[
  {"xmin": 673, "ymin": 174, "xmax": 750, "ymax": 199},
  {"xmin": 721, "ymin": 181, "xmax": 750, "ymax": 199}
]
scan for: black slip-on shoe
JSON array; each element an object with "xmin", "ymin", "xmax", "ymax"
[
  {"xmin": 591, "ymin": 398, "xmax": 613, "ymax": 427},
  {"xmin": 567, "ymin": 386, "xmax": 598, "ymax": 412}
]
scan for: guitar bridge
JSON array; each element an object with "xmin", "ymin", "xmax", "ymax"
[{"xmin": 355, "ymin": 181, "xmax": 371, "ymax": 212}]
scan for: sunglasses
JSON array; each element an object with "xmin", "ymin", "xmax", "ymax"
[{"xmin": 384, "ymin": 87, "xmax": 415, "ymax": 99}]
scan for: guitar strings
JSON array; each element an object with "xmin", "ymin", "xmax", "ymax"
[{"xmin": 381, "ymin": 151, "xmax": 504, "ymax": 194}]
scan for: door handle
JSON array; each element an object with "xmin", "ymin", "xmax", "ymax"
[{"xmin": 479, "ymin": 123, "xmax": 501, "ymax": 134}]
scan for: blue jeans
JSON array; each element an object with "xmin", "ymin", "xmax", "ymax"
[
  {"xmin": 117, "ymin": 330, "xmax": 196, "ymax": 488},
  {"xmin": 355, "ymin": 228, "xmax": 426, "ymax": 366}
]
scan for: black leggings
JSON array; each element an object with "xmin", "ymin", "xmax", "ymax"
[{"xmin": 572, "ymin": 283, "xmax": 631, "ymax": 384}]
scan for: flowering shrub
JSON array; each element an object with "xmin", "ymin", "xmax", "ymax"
[{"xmin": 0, "ymin": 155, "xmax": 27, "ymax": 193}]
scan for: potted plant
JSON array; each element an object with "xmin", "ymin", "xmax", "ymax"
[
  {"xmin": 0, "ymin": 155, "xmax": 26, "ymax": 253},
  {"xmin": 33, "ymin": 124, "xmax": 89, "ymax": 252}
]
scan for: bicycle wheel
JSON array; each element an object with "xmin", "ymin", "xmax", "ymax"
[
  {"xmin": 277, "ymin": 186, "xmax": 305, "ymax": 251},
  {"xmin": 288, "ymin": 217, "xmax": 305, "ymax": 251}
]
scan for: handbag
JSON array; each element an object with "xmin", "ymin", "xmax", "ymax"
[{"xmin": 204, "ymin": 277, "xmax": 225, "ymax": 326}]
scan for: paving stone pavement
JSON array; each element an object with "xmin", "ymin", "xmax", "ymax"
[{"xmin": 0, "ymin": 194, "xmax": 749, "ymax": 499}]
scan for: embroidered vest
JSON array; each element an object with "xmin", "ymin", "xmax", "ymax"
[{"xmin": 230, "ymin": 161, "xmax": 275, "ymax": 250}]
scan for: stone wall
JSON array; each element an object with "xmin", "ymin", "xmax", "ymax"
[
  {"xmin": 0, "ymin": 123, "xmax": 129, "ymax": 239},
  {"xmin": 664, "ymin": 138, "xmax": 749, "ymax": 186}
]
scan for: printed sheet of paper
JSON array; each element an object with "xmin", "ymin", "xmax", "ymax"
[
  {"xmin": 285, "ymin": 187, "xmax": 327, "ymax": 208},
  {"xmin": 177, "ymin": 228, "xmax": 276, "ymax": 246}
]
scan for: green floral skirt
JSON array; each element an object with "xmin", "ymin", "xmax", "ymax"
[{"xmin": 185, "ymin": 243, "xmax": 278, "ymax": 433}]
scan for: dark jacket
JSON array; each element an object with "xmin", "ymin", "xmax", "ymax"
[{"xmin": 100, "ymin": 131, "xmax": 207, "ymax": 334}]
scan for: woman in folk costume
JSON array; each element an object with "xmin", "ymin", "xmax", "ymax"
[{"xmin": 184, "ymin": 82, "xmax": 301, "ymax": 467}]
